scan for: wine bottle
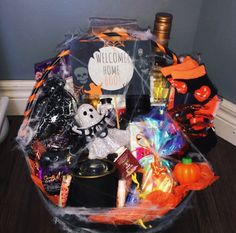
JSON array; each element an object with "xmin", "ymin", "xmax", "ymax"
[{"xmin": 150, "ymin": 12, "xmax": 173, "ymax": 105}]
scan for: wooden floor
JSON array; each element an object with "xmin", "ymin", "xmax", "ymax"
[{"xmin": 0, "ymin": 116, "xmax": 236, "ymax": 233}]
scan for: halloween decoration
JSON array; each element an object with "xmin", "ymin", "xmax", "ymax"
[
  {"xmin": 72, "ymin": 104, "xmax": 129, "ymax": 159},
  {"xmin": 161, "ymin": 56, "xmax": 220, "ymax": 137},
  {"xmin": 173, "ymin": 157, "xmax": 201, "ymax": 185},
  {"xmin": 74, "ymin": 66, "xmax": 89, "ymax": 85},
  {"xmin": 98, "ymin": 97, "xmax": 116, "ymax": 127}
]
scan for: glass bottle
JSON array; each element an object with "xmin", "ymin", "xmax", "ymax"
[{"xmin": 150, "ymin": 12, "xmax": 173, "ymax": 105}]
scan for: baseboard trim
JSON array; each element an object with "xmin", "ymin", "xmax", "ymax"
[
  {"xmin": 214, "ymin": 99, "xmax": 236, "ymax": 146},
  {"xmin": 0, "ymin": 80, "xmax": 235, "ymax": 146},
  {"xmin": 0, "ymin": 80, "xmax": 34, "ymax": 116}
]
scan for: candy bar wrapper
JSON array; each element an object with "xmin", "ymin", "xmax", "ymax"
[
  {"xmin": 58, "ymin": 174, "xmax": 72, "ymax": 208},
  {"xmin": 34, "ymin": 55, "xmax": 70, "ymax": 81},
  {"xmin": 115, "ymin": 147, "xmax": 140, "ymax": 179}
]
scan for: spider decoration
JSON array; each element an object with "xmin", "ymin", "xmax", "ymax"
[
  {"xmin": 31, "ymin": 76, "xmax": 76, "ymax": 151},
  {"xmin": 95, "ymin": 32, "xmax": 126, "ymax": 48}
]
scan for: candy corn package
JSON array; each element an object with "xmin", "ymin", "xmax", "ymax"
[{"xmin": 17, "ymin": 18, "xmax": 220, "ymax": 233}]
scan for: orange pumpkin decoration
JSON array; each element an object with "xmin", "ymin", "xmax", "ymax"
[{"xmin": 173, "ymin": 157, "xmax": 201, "ymax": 184}]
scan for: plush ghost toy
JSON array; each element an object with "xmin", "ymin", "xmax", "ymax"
[
  {"xmin": 74, "ymin": 104, "xmax": 103, "ymax": 128},
  {"xmin": 72, "ymin": 104, "xmax": 129, "ymax": 160}
]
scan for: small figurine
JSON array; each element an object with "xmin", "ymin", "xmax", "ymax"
[
  {"xmin": 173, "ymin": 157, "xmax": 201, "ymax": 185},
  {"xmin": 98, "ymin": 98, "xmax": 116, "ymax": 127},
  {"xmin": 72, "ymin": 104, "xmax": 129, "ymax": 159}
]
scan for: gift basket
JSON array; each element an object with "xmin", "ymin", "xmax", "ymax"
[{"xmin": 17, "ymin": 16, "xmax": 220, "ymax": 233}]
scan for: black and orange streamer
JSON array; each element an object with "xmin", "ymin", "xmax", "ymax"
[{"xmin": 23, "ymin": 50, "xmax": 70, "ymax": 120}]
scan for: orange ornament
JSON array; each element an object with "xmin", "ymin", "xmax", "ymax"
[{"xmin": 173, "ymin": 157, "xmax": 201, "ymax": 185}]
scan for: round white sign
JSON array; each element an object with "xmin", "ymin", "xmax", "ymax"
[{"xmin": 88, "ymin": 47, "xmax": 134, "ymax": 91}]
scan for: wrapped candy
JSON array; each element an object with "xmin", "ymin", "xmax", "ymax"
[
  {"xmin": 139, "ymin": 155, "xmax": 174, "ymax": 198},
  {"xmin": 129, "ymin": 108, "xmax": 186, "ymax": 159}
]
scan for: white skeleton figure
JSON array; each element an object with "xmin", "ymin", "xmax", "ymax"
[
  {"xmin": 74, "ymin": 67, "xmax": 89, "ymax": 85},
  {"xmin": 97, "ymin": 98, "xmax": 116, "ymax": 127},
  {"xmin": 72, "ymin": 104, "xmax": 129, "ymax": 159}
]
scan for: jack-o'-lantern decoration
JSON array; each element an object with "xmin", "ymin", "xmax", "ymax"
[{"xmin": 173, "ymin": 157, "xmax": 201, "ymax": 185}]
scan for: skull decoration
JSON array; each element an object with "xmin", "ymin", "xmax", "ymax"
[
  {"xmin": 74, "ymin": 67, "xmax": 89, "ymax": 85},
  {"xmin": 74, "ymin": 104, "xmax": 103, "ymax": 128}
]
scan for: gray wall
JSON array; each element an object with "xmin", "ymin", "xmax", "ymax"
[
  {"xmin": 0, "ymin": 0, "xmax": 202, "ymax": 81},
  {"xmin": 194, "ymin": 0, "xmax": 236, "ymax": 104}
]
